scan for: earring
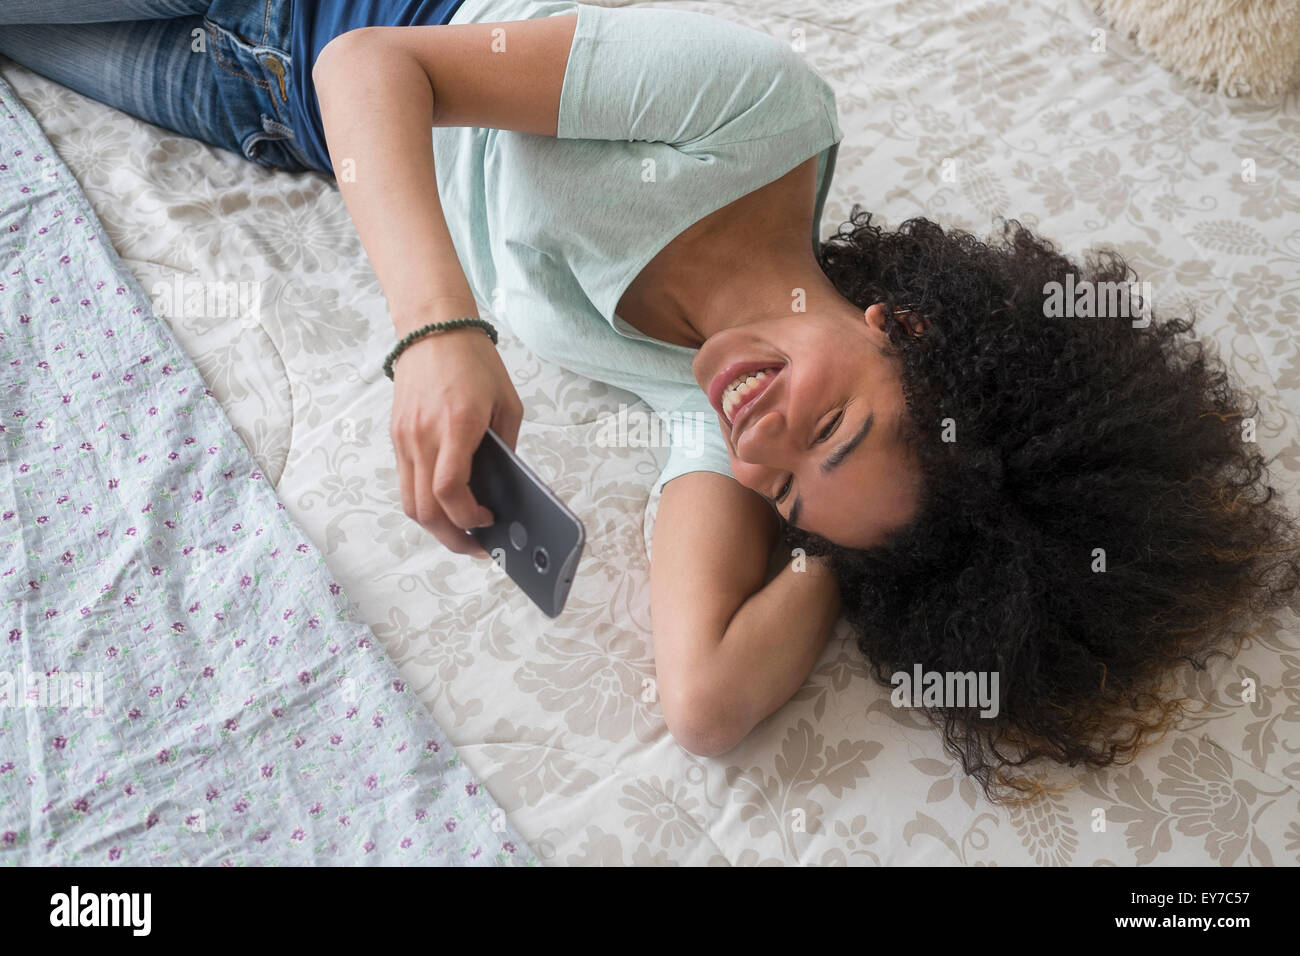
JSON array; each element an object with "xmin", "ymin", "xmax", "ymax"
[{"xmin": 893, "ymin": 307, "xmax": 924, "ymax": 337}]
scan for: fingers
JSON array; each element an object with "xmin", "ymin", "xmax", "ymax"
[
  {"xmin": 392, "ymin": 419, "xmax": 477, "ymax": 556},
  {"xmin": 419, "ymin": 453, "xmax": 486, "ymax": 556},
  {"xmin": 397, "ymin": 440, "xmax": 417, "ymax": 540},
  {"xmin": 492, "ymin": 393, "xmax": 524, "ymax": 451},
  {"xmin": 390, "ymin": 360, "xmax": 524, "ymax": 559},
  {"xmin": 434, "ymin": 413, "xmax": 494, "ymax": 531}
]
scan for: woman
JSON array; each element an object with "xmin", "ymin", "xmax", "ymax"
[{"xmin": 4, "ymin": 0, "xmax": 1297, "ymax": 804}]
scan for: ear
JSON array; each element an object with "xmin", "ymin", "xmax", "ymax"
[{"xmin": 864, "ymin": 302, "xmax": 927, "ymax": 338}]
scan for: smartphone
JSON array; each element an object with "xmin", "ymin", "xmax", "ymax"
[{"xmin": 468, "ymin": 427, "xmax": 585, "ymax": 618}]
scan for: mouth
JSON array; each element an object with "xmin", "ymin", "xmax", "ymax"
[{"xmin": 707, "ymin": 362, "xmax": 784, "ymax": 441}]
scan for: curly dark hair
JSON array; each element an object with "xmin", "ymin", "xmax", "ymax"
[{"xmin": 783, "ymin": 206, "xmax": 1300, "ymax": 805}]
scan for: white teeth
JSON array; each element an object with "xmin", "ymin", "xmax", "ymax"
[{"xmin": 721, "ymin": 367, "xmax": 778, "ymax": 423}]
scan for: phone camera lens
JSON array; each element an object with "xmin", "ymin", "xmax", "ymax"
[{"xmin": 533, "ymin": 547, "xmax": 549, "ymax": 573}]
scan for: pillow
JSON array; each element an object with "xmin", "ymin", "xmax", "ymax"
[{"xmin": 1090, "ymin": 0, "xmax": 1300, "ymax": 101}]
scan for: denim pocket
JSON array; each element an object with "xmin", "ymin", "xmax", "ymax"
[{"xmin": 203, "ymin": 12, "xmax": 314, "ymax": 173}]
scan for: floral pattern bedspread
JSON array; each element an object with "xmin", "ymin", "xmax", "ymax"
[
  {"xmin": 0, "ymin": 72, "xmax": 534, "ymax": 865},
  {"xmin": 2, "ymin": 0, "xmax": 1297, "ymax": 865}
]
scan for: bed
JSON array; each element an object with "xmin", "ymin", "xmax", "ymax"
[{"xmin": 3, "ymin": 0, "xmax": 1297, "ymax": 865}]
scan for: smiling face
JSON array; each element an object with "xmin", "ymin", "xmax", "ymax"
[{"xmin": 693, "ymin": 302, "xmax": 926, "ymax": 548}]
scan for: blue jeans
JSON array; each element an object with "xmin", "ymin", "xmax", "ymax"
[{"xmin": 0, "ymin": 0, "xmax": 322, "ymax": 174}]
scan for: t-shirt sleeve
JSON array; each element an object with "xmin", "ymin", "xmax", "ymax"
[
  {"xmin": 556, "ymin": 3, "xmax": 832, "ymax": 153},
  {"xmin": 650, "ymin": 388, "xmax": 735, "ymax": 498}
]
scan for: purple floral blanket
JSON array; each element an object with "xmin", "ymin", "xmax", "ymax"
[{"xmin": 0, "ymin": 74, "xmax": 535, "ymax": 865}]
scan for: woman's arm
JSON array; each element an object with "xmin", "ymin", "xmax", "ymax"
[
  {"xmin": 311, "ymin": 16, "xmax": 580, "ymax": 332},
  {"xmin": 309, "ymin": 17, "xmax": 577, "ymax": 553},
  {"xmin": 651, "ymin": 472, "xmax": 841, "ymax": 756}
]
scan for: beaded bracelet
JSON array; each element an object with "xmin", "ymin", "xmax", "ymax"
[{"xmin": 382, "ymin": 317, "xmax": 499, "ymax": 380}]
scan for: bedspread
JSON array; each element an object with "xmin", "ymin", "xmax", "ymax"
[
  {"xmin": 2, "ymin": 0, "xmax": 1298, "ymax": 866},
  {"xmin": 0, "ymin": 73, "xmax": 535, "ymax": 865}
]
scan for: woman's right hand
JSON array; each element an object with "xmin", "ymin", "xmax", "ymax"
[{"xmin": 389, "ymin": 328, "xmax": 523, "ymax": 557}]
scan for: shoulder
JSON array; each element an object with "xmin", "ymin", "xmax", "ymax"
[{"xmin": 650, "ymin": 470, "xmax": 780, "ymax": 614}]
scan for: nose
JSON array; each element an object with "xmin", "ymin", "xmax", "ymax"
[
  {"xmin": 728, "ymin": 406, "xmax": 793, "ymax": 490},
  {"xmin": 733, "ymin": 402, "xmax": 796, "ymax": 461}
]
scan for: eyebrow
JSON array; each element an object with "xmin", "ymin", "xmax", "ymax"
[{"xmin": 787, "ymin": 412, "xmax": 874, "ymax": 529}]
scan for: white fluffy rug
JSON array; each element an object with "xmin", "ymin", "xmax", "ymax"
[{"xmin": 1091, "ymin": 0, "xmax": 1300, "ymax": 100}]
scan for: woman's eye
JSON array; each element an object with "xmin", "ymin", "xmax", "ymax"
[
  {"xmin": 817, "ymin": 410, "xmax": 843, "ymax": 443},
  {"xmin": 776, "ymin": 476, "xmax": 793, "ymax": 503}
]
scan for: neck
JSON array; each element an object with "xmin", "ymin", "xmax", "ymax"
[{"xmin": 673, "ymin": 226, "xmax": 839, "ymax": 343}]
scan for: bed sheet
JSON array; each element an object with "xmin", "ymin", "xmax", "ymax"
[{"xmin": 3, "ymin": 0, "xmax": 1298, "ymax": 865}]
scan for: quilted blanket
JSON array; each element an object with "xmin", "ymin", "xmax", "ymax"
[
  {"xmin": 3, "ymin": 0, "xmax": 1299, "ymax": 866},
  {"xmin": 0, "ymin": 72, "xmax": 535, "ymax": 866}
]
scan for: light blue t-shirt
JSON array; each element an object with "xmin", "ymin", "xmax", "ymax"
[{"xmin": 436, "ymin": 0, "xmax": 844, "ymax": 495}]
